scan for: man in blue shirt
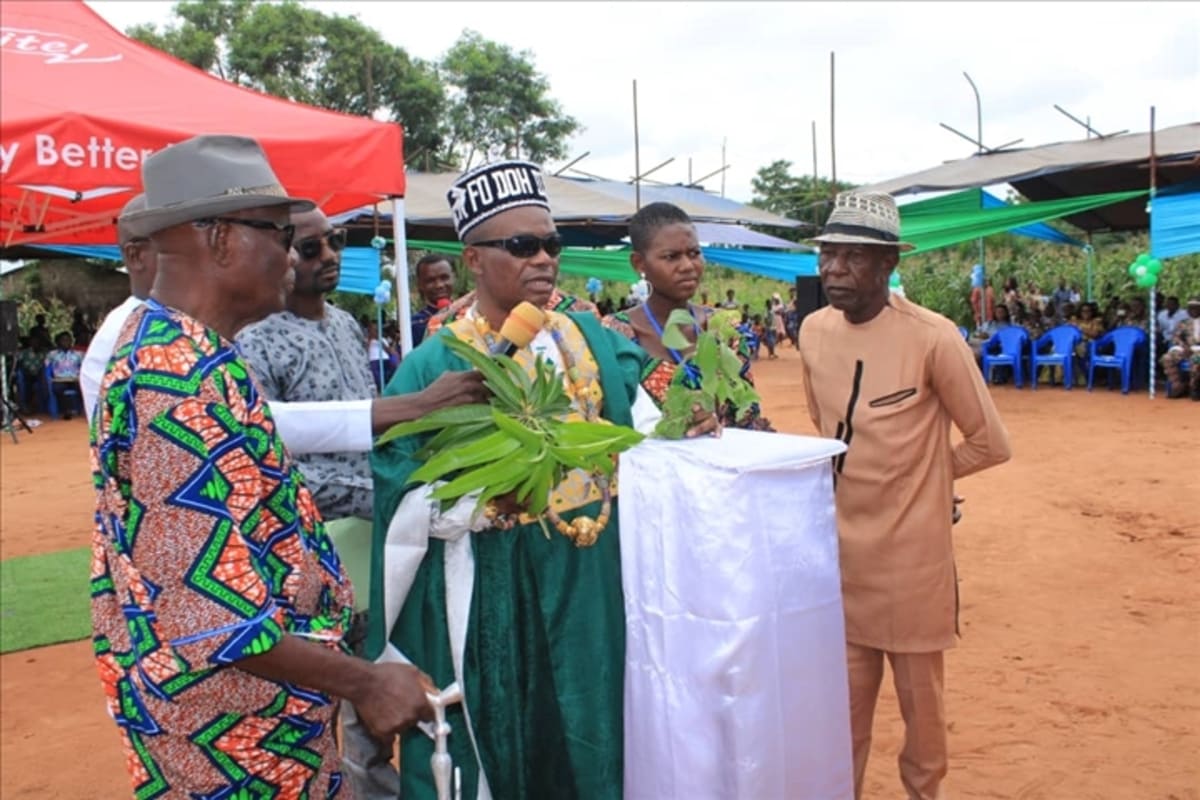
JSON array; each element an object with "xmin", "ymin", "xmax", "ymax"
[{"xmin": 410, "ymin": 253, "xmax": 456, "ymax": 346}]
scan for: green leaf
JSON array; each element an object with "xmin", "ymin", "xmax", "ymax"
[
  {"xmin": 524, "ymin": 462, "xmax": 558, "ymax": 517},
  {"xmin": 653, "ymin": 386, "xmax": 706, "ymax": 440},
  {"xmin": 660, "ymin": 308, "xmax": 696, "ymax": 350},
  {"xmin": 491, "ymin": 409, "xmax": 544, "ymax": 452},
  {"xmin": 551, "ymin": 420, "xmax": 643, "ymax": 446},
  {"xmin": 442, "ymin": 337, "xmax": 525, "ymax": 412},
  {"xmin": 431, "ymin": 457, "xmax": 527, "ymax": 504},
  {"xmin": 375, "ymin": 403, "xmax": 494, "ymax": 446},
  {"xmin": 410, "ymin": 430, "xmax": 523, "ymax": 484},
  {"xmin": 719, "ymin": 346, "xmax": 743, "ymax": 380},
  {"xmin": 695, "ymin": 335, "xmax": 719, "ymax": 396},
  {"xmin": 496, "ymin": 353, "xmax": 534, "ymax": 400},
  {"xmin": 414, "ymin": 420, "xmax": 497, "ymax": 460}
]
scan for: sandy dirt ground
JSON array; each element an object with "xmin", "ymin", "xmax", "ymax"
[{"xmin": 1, "ymin": 346, "xmax": 1197, "ymax": 799}]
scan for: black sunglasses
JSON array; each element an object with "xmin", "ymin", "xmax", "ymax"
[
  {"xmin": 470, "ymin": 232, "xmax": 564, "ymax": 259},
  {"xmin": 294, "ymin": 228, "xmax": 348, "ymax": 261},
  {"xmin": 195, "ymin": 217, "xmax": 296, "ymax": 251}
]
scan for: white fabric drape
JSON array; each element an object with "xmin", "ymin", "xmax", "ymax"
[{"xmin": 618, "ymin": 428, "xmax": 855, "ymax": 800}]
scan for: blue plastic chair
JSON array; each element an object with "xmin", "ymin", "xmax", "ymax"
[
  {"xmin": 1087, "ymin": 326, "xmax": 1147, "ymax": 394},
  {"xmin": 981, "ymin": 326, "xmax": 1029, "ymax": 388},
  {"xmin": 1031, "ymin": 325, "xmax": 1083, "ymax": 390}
]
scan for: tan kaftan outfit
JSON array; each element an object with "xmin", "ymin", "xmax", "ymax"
[{"xmin": 799, "ymin": 294, "xmax": 1011, "ymax": 800}]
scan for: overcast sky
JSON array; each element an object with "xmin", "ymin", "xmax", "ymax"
[{"xmin": 85, "ymin": 1, "xmax": 1199, "ymax": 203}]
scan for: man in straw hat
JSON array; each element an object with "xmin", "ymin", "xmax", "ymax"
[
  {"xmin": 91, "ymin": 134, "xmax": 437, "ymax": 798},
  {"xmin": 368, "ymin": 159, "xmax": 717, "ymax": 799},
  {"xmin": 799, "ymin": 191, "xmax": 1012, "ymax": 799}
]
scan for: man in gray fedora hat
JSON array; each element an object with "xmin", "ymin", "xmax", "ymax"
[
  {"xmin": 90, "ymin": 134, "xmax": 436, "ymax": 798},
  {"xmin": 799, "ymin": 191, "xmax": 1011, "ymax": 800}
]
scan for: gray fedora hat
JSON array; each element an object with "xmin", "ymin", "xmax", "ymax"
[
  {"xmin": 121, "ymin": 134, "xmax": 314, "ymax": 237},
  {"xmin": 812, "ymin": 191, "xmax": 913, "ymax": 252}
]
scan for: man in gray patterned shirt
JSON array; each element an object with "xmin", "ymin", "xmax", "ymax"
[{"xmin": 239, "ymin": 211, "xmax": 376, "ymax": 519}]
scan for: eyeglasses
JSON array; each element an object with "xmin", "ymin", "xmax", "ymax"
[
  {"xmin": 293, "ymin": 228, "xmax": 347, "ymax": 261},
  {"xmin": 470, "ymin": 232, "xmax": 564, "ymax": 259},
  {"xmin": 194, "ymin": 217, "xmax": 296, "ymax": 251},
  {"xmin": 295, "ymin": 228, "xmax": 348, "ymax": 261}
]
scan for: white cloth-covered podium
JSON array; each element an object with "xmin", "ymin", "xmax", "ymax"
[{"xmin": 618, "ymin": 428, "xmax": 853, "ymax": 800}]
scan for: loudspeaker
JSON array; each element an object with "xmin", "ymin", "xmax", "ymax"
[
  {"xmin": 0, "ymin": 301, "xmax": 17, "ymax": 355},
  {"xmin": 794, "ymin": 276, "xmax": 827, "ymax": 326}
]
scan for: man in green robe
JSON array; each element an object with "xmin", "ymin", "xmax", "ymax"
[{"xmin": 368, "ymin": 160, "xmax": 714, "ymax": 800}]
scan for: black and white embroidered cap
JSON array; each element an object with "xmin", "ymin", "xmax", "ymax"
[
  {"xmin": 812, "ymin": 191, "xmax": 914, "ymax": 252},
  {"xmin": 446, "ymin": 160, "xmax": 551, "ymax": 241}
]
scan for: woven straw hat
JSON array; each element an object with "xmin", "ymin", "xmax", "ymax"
[{"xmin": 812, "ymin": 191, "xmax": 913, "ymax": 252}]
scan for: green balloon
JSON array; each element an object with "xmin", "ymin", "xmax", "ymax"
[
  {"xmin": 1127, "ymin": 261, "xmax": 1139, "ymax": 277},
  {"xmin": 1148, "ymin": 258, "xmax": 1163, "ymax": 274},
  {"xmin": 1135, "ymin": 273, "xmax": 1157, "ymax": 289},
  {"xmin": 1136, "ymin": 253, "xmax": 1152, "ymax": 266}
]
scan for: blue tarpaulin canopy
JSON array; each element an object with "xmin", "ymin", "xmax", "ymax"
[
  {"xmin": 1150, "ymin": 180, "xmax": 1200, "ymax": 259},
  {"xmin": 701, "ymin": 248, "xmax": 818, "ymax": 281},
  {"xmin": 29, "ymin": 245, "xmax": 382, "ymax": 294}
]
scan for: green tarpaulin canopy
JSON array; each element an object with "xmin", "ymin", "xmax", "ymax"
[
  {"xmin": 406, "ymin": 240, "xmax": 817, "ymax": 283},
  {"xmin": 899, "ymin": 188, "xmax": 1147, "ymax": 256},
  {"xmin": 408, "ymin": 239, "xmax": 638, "ymax": 282}
]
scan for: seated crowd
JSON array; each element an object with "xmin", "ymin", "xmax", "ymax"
[{"xmin": 971, "ymin": 277, "xmax": 1199, "ymax": 399}]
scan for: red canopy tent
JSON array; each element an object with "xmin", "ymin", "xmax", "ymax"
[{"xmin": 0, "ymin": 0, "xmax": 406, "ymax": 248}]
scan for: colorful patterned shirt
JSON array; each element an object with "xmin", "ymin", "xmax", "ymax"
[
  {"xmin": 46, "ymin": 347, "xmax": 83, "ymax": 381},
  {"xmin": 90, "ymin": 300, "xmax": 353, "ymax": 799}
]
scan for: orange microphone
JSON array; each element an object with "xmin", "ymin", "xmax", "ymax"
[{"xmin": 491, "ymin": 301, "xmax": 546, "ymax": 356}]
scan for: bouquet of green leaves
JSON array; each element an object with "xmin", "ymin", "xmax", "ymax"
[
  {"xmin": 653, "ymin": 308, "xmax": 761, "ymax": 439},
  {"xmin": 376, "ymin": 335, "xmax": 644, "ymax": 519}
]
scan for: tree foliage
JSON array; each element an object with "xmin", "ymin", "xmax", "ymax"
[
  {"xmin": 748, "ymin": 159, "xmax": 855, "ymax": 241},
  {"xmin": 125, "ymin": 2, "xmax": 578, "ymax": 170},
  {"xmin": 439, "ymin": 30, "xmax": 580, "ymax": 167}
]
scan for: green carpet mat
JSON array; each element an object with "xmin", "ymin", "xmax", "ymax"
[{"xmin": 0, "ymin": 547, "xmax": 91, "ymax": 654}]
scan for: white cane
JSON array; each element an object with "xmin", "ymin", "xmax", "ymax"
[{"xmin": 425, "ymin": 681, "xmax": 464, "ymax": 800}]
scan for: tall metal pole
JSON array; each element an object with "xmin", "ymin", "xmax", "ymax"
[
  {"xmin": 811, "ymin": 119, "xmax": 820, "ymax": 228},
  {"xmin": 829, "ymin": 52, "xmax": 837, "ymax": 195},
  {"xmin": 964, "ymin": 71, "xmax": 988, "ymax": 321},
  {"xmin": 720, "ymin": 137, "xmax": 727, "ymax": 197},
  {"xmin": 1148, "ymin": 105, "xmax": 1158, "ymax": 399},
  {"xmin": 633, "ymin": 79, "xmax": 641, "ymax": 210},
  {"xmin": 1085, "ymin": 231, "xmax": 1094, "ymax": 303}
]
